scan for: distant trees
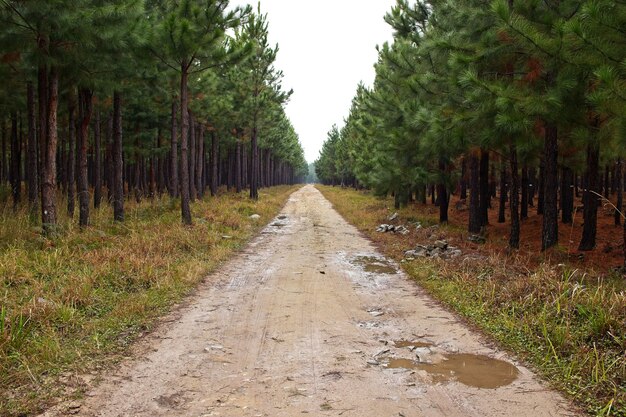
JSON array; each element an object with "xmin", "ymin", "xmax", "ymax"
[
  {"xmin": 0, "ymin": 0, "xmax": 307, "ymax": 233},
  {"xmin": 316, "ymin": 0, "xmax": 626, "ymax": 261}
]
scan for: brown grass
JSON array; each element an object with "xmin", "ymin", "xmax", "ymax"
[
  {"xmin": 0, "ymin": 185, "xmax": 299, "ymax": 416},
  {"xmin": 317, "ymin": 185, "xmax": 626, "ymax": 417}
]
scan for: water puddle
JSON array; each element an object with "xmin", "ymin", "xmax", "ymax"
[
  {"xmin": 352, "ymin": 256, "xmax": 397, "ymax": 274},
  {"xmin": 382, "ymin": 353, "xmax": 519, "ymax": 389},
  {"xmin": 393, "ymin": 340, "xmax": 433, "ymax": 349}
]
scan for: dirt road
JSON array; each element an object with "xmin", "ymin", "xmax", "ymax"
[{"xmin": 43, "ymin": 185, "xmax": 579, "ymax": 417}]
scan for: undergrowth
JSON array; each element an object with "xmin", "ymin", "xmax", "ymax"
[
  {"xmin": 0, "ymin": 185, "xmax": 298, "ymax": 416},
  {"xmin": 317, "ymin": 185, "xmax": 626, "ymax": 417}
]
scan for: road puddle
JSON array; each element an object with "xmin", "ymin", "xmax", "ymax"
[
  {"xmin": 393, "ymin": 340, "xmax": 432, "ymax": 349},
  {"xmin": 352, "ymin": 256, "xmax": 397, "ymax": 274},
  {"xmin": 382, "ymin": 353, "xmax": 519, "ymax": 389}
]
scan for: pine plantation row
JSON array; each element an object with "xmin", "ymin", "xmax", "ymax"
[
  {"xmin": 315, "ymin": 1, "xmax": 625, "ymax": 261},
  {"xmin": 0, "ymin": 1, "xmax": 308, "ymax": 231}
]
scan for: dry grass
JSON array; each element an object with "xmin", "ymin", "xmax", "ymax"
[
  {"xmin": 0, "ymin": 185, "xmax": 299, "ymax": 416},
  {"xmin": 317, "ymin": 185, "xmax": 626, "ymax": 417}
]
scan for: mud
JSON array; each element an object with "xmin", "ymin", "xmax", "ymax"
[
  {"xmin": 40, "ymin": 185, "xmax": 580, "ymax": 417},
  {"xmin": 352, "ymin": 255, "xmax": 398, "ymax": 274},
  {"xmin": 382, "ymin": 353, "xmax": 519, "ymax": 389}
]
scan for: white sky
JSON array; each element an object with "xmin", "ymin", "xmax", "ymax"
[{"xmin": 229, "ymin": 0, "xmax": 395, "ymax": 163}]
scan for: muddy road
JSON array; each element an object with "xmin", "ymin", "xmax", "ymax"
[{"xmin": 43, "ymin": 185, "xmax": 578, "ymax": 417}]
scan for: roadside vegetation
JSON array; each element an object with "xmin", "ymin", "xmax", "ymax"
[
  {"xmin": 0, "ymin": 185, "xmax": 297, "ymax": 416},
  {"xmin": 318, "ymin": 185, "xmax": 626, "ymax": 417}
]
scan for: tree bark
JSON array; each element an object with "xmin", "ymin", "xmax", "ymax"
[
  {"xmin": 179, "ymin": 66, "xmax": 192, "ymax": 225},
  {"xmin": 509, "ymin": 144, "xmax": 520, "ymax": 249},
  {"xmin": 438, "ymin": 160, "xmax": 448, "ymax": 223},
  {"xmin": 105, "ymin": 114, "xmax": 113, "ymax": 203},
  {"xmin": 27, "ymin": 82, "xmax": 38, "ymax": 207},
  {"xmin": 498, "ymin": 162, "xmax": 506, "ymax": 223},
  {"xmin": 189, "ymin": 114, "xmax": 196, "ymax": 202},
  {"xmin": 38, "ymin": 66, "xmax": 48, "ymax": 197},
  {"xmin": 134, "ymin": 133, "xmax": 142, "ymax": 203},
  {"xmin": 210, "ymin": 132, "xmax": 218, "ymax": 196},
  {"xmin": 1, "ymin": 121, "xmax": 6, "ymax": 184},
  {"xmin": 521, "ymin": 164, "xmax": 528, "ymax": 219},
  {"xmin": 77, "ymin": 88, "xmax": 93, "ymax": 227},
  {"xmin": 169, "ymin": 100, "xmax": 179, "ymax": 198},
  {"xmin": 616, "ymin": 159, "xmax": 622, "ymax": 226},
  {"xmin": 468, "ymin": 153, "xmax": 481, "ymax": 234},
  {"xmin": 579, "ymin": 139, "xmax": 599, "ymax": 251},
  {"xmin": 235, "ymin": 134, "xmax": 242, "ymax": 193},
  {"xmin": 542, "ymin": 123, "xmax": 559, "ymax": 251},
  {"xmin": 250, "ymin": 126, "xmax": 259, "ymax": 200},
  {"xmin": 94, "ymin": 111, "xmax": 102, "ymax": 208},
  {"xmin": 10, "ymin": 112, "xmax": 20, "ymax": 210},
  {"xmin": 537, "ymin": 162, "xmax": 545, "ymax": 215},
  {"xmin": 479, "ymin": 149, "xmax": 490, "ymax": 226},
  {"xmin": 196, "ymin": 125, "xmax": 204, "ymax": 199},
  {"xmin": 604, "ymin": 165, "xmax": 610, "ymax": 198},
  {"xmin": 561, "ymin": 166, "xmax": 573, "ymax": 224},
  {"xmin": 112, "ymin": 91, "xmax": 124, "ymax": 222},
  {"xmin": 67, "ymin": 95, "xmax": 76, "ymax": 217},
  {"xmin": 41, "ymin": 68, "xmax": 59, "ymax": 233},
  {"xmin": 460, "ymin": 157, "xmax": 467, "ymax": 200}
]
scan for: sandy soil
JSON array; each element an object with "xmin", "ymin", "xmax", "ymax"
[{"xmin": 41, "ymin": 185, "xmax": 580, "ymax": 417}]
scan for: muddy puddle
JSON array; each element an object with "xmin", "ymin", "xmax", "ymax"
[
  {"xmin": 393, "ymin": 340, "xmax": 432, "ymax": 349},
  {"xmin": 352, "ymin": 256, "xmax": 397, "ymax": 274},
  {"xmin": 382, "ymin": 353, "xmax": 519, "ymax": 389}
]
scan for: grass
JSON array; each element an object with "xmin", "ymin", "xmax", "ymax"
[
  {"xmin": 317, "ymin": 185, "xmax": 626, "ymax": 417},
  {"xmin": 0, "ymin": 185, "xmax": 299, "ymax": 416}
]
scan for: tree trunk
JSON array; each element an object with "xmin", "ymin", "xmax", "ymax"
[
  {"xmin": 250, "ymin": 126, "xmax": 258, "ymax": 200},
  {"xmin": 498, "ymin": 163, "xmax": 506, "ymax": 223},
  {"xmin": 542, "ymin": 123, "xmax": 559, "ymax": 251},
  {"xmin": 479, "ymin": 149, "xmax": 490, "ymax": 226},
  {"xmin": 561, "ymin": 166, "xmax": 573, "ymax": 224},
  {"xmin": 196, "ymin": 125, "xmax": 204, "ymax": 199},
  {"xmin": 604, "ymin": 165, "xmax": 610, "ymax": 199},
  {"xmin": 210, "ymin": 132, "xmax": 218, "ymax": 196},
  {"xmin": 189, "ymin": 114, "xmax": 196, "ymax": 202},
  {"xmin": 10, "ymin": 112, "xmax": 20, "ymax": 210},
  {"xmin": 521, "ymin": 164, "xmax": 528, "ymax": 219},
  {"xmin": 169, "ymin": 100, "xmax": 179, "ymax": 198},
  {"xmin": 157, "ymin": 128, "xmax": 165, "ymax": 194},
  {"xmin": 27, "ymin": 82, "xmax": 38, "ymax": 207},
  {"xmin": 537, "ymin": 162, "xmax": 545, "ymax": 215},
  {"xmin": 94, "ymin": 111, "xmax": 102, "ymax": 209},
  {"xmin": 105, "ymin": 114, "xmax": 113, "ymax": 203},
  {"xmin": 509, "ymin": 144, "xmax": 520, "ymax": 249},
  {"xmin": 77, "ymin": 88, "xmax": 93, "ymax": 227},
  {"xmin": 1, "ymin": 121, "xmax": 6, "ymax": 184},
  {"xmin": 235, "ymin": 135, "xmax": 242, "ymax": 193},
  {"xmin": 41, "ymin": 68, "xmax": 59, "ymax": 234},
  {"xmin": 438, "ymin": 160, "xmax": 448, "ymax": 223},
  {"xmin": 38, "ymin": 66, "xmax": 48, "ymax": 199},
  {"xmin": 112, "ymin": 91, "xmax": 124, "ymax": 222},
  {"xmin": 616, "ymin": 159, "xmax": 622, "ymax": 226},
  {"xmin": 468, "ymin": 153, "xmax": 481, "ymax": 234},
  {"xmin": 460, "ymin": 157, "xmax": 467, "ymax": 200},
  {"xmin": 579, "ymin": 139, "xmax": 599, "ymax": 251},
  {"xmin": 134, "ymin": 133, "xmax": 142, "ymax": 203},
  {"xmin": 67, "ymin": 96, "xmax": 76, "ymax": 217},
  {"xmin": 179, "ymin": 66, "xmax": 192, "ymax": 225}
]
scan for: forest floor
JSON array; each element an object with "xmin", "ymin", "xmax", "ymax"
[
  {"xmin": 317, "ymin": 185, "xmax": 625, "ymax": 416},
  {"xmin": 0, "ymin": 185, "xmax": 299, "ymax": 416},
  {"xmin": 38, "ymin": 185, "xmax": 578, "ymax": 417}
]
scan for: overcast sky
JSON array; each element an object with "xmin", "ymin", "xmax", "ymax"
[{"xmin": 229, "ymin": 0, "xmax": 395, "ymax": 163}]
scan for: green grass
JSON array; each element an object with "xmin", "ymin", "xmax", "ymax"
[
  {"xmin": 0, "ymin": 185, "xmax": 299, "ymax": 416},
  {"xmin": 317, "ymin": 185, "xmax": 626, "ymax": 417}
]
